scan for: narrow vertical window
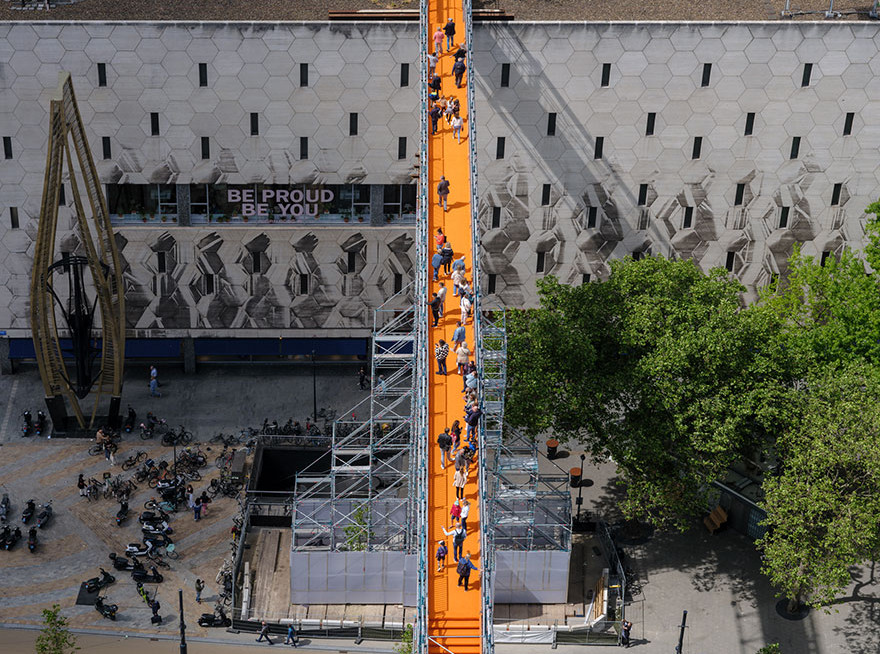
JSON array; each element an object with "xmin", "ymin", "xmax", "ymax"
[
  {"xmin": 400, "ymin": 63, "xmax": 410, "ymax": 87},
  {"xmin": 744, "ymin": 112, "xmax": 755, "ymax": 136},
  {"xmin": 645, "ymin": 112, "xmax": 656, "ymax": 136},
  {"xmin": 398, "ymin": 137, "xmax": 407, "ymax": 160},
  {"xmin": 601, "ymin": 63, "xmax": 611, "ymax": 87},
  {"xmin": 843, "ymin": 112, "xmax": 854, "ymax": 136},
  {"xmin": 637, "ymin": 184, "xmax": 648, "ymax": 206},
  {"xmin": 347, "ymin": 251, "xmax": 356, "ymax": 273},
  {"xmin": 198, "ymin": 63, "xmax": 208, "ymax": 87},
  {"xmin": 97, "ymin": 63, "xmax": 107, "ymax": 87},
  {"xmin": 496, "ymin": 137, "xmax": 505, "ymax": 159},
  {"xmin": 299, "ymin": 273, "xmax": 309, "ymax": 294},
  {"xmin": 779, "ymin": 206, "xmax": 790, "ymax": 229},
  {"xmin": 250, "ymin": 113, "xmax": 259, "ymax": 136},
  {"xmin": 683, "ymin": 206, "xmax": 694, "ymax": 228},
  {"xmin": 725, "ymin": 251, "xmax": 735, "ymax": 272},
  {"xmin": 582, "ymin": 273, "xmax": 591, "ymax": 284},
  {"xmin": 300, "ymin": 63, "xmax": 309, "ymax": 87},
  {"xmin": 200, "ymin": 137, "xmax": 210, "ymax": 160},
  {"xmin": 157, "ymin": 251, "xmax": 167, "ymax": 274},
  {"xmin": 500, "ymin": 63, "xmax": 510, "ymax": 88},
  {"xmin": 487, "ymin": 274, "xmax": 497, "ymax": 294},
  {"xmin": 393, "ymin": 273, "xmax": 403, "ymax": 294},
  {"xmin": 2, "ymin": 136, "xmax": 12, "ymax": 160},
  {"xmin": 59, "ymin": 184, "xmax": 66, "ymax": 205},
  {"xmin": 801, "ymin": 63, "xmax": 813, "ymax": 87},
  {"xmin": 205, "ymin": 274, "xmax": 215, "ymax": 295},
  {"xmin": 587, "ymin": 206, "xmax": 597, "ymax": 228},
  {"xmin": 701, "ymin": 63, "xmax": 712, "ymax": 87},
  {"xmin": 734, "ymin": 183, "xmax": 745, "ymax": 206},
  {"xmin": 536, "ymin": 251, "xmax": 545, "ymax": 273},
  {"xmin": 10, "ymin": 207, "xmax": 19, "ymax": 229},
  {"xmin": 150, "ymin": 113, "xmax": 160, "ymax": 136},
  {"xmin": 831, "ymin": 183, "xmax": 842, "ymax": 206},
  {"xmin": 252, "ymin": 252, "xmax": 262, "ymax": 274},
  {"xmin": 820, "ymin": 251, "xmax": 830, "ymax": 267},
  {"xmin": 547, "ymin": 113, "xmax": 557, "ymax": 136},
  {"xmin": 491, "ymin": 206, "xmax": 501, "ymax": 228},
  {"xmin": 299, "ymin": 136, "xmax": 308, "ymax": 160},
  {"xmin": 789, "ymin": 136, "xmax": 801, "ymax": 159},
  {"xmin": 594, "ymin": 136, "xmax": 604, "ymax": 159},
  {"xmin": 349, "ymin": 113, "xmax": 358, "ymax": 136},
  {"xmin": 541, "ymin": 184, "xmax": 551, "ymax": 206},
  {"xmin": 102, "ymin": 137, "xmax": 111, "ymax": 160},
  {"xmin": 692, "ymin": 136, "xmax": 703, "ymax": 160}
]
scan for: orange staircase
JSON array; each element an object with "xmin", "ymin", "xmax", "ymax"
[{"xmin": 426, "ymin": 2, "xmax": 482, "ymax": 653}]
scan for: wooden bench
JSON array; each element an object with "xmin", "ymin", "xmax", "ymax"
[{"xmin": 703, "ymin": 506, "xmax": 728, "ymax": 534}]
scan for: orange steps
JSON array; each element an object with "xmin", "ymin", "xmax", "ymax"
[{"xmin": 425, "ymin": 1, "xmax": 483, "ymax": 653}]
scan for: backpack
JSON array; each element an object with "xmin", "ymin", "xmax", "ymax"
[
  {"xmin": 457, "ymin": 558, "xmax": 469, "ymax": 575},
  {"xmin": 437, "ymin": 544, "xmax": 448, "ymax": 559}
]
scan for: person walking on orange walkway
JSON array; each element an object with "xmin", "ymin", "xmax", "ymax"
[
  {"xmin": 437, "ymin": 176, "xmax": 450, "ymax": 212},
  {"xmin": 433, "ymin": 26, "xmax": 444, "ymax": 57},
  {"xmin": 436, "ymin": 540, "xmax": 448, "ymax": 572},
  {"xmin": 442, "ymin": 523, "xmax": 467, "ymax": 562},
  {"xmin": 435, "ymin": 338, "xmax": 449, "ymax": 375},
  {"xmin": 451, "ymin": 114, "xmax": 464, "ymax": 144},
  {"xmin": 456, "ymin": 553, "xmax": 479, "ymax": 591},
  {"xmin": 453, "ymin": 466, "xmax": 467, "ymax": 500},
  {"xmin": 444, "ymin": 18, "xmax": 456, "ymax": 52}
]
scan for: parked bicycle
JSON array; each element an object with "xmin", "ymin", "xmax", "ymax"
[{"xmin": 121, "ymin": 450, "xmax": 147, "ymax": 471}]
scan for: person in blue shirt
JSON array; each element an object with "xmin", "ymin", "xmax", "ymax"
[
  {"xmin": 452, "ymin": 321, "xmax": 466, "ymax": 348},
  {"xmin": 456, "ymin": 553, "xmax": 479, "ymax": 591}
]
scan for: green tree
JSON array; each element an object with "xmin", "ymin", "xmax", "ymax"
[
  {"xmin": 35, "ymin": 604, "xmax": 79, "ymax": 654},
  {"xmin": 758, "ymin": 363, "xmax": 880, "ymax": 611},
  {"xmin": 344, "ymin": 504, "xmax": 372, "ymax": 551},
  {"xmin": 393, "ymin": 624, "xmax": 413, "ymax": 654},
  {"xmin": 756, "ymin": 645, "xmax": 781, "ymax": 654},
  {"xmin": 507, "ymin": 256, "xmax": 790, "ymax": 528}
]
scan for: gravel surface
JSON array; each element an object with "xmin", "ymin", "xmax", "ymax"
[{"xmin": 1, "ymin": 0, "xmax": 875, "ymax": 21}]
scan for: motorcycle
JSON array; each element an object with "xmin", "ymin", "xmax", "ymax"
[
  {"xmin": 123, "ymin": 406, "xmax": 137, "ymax": 433},
  {"xmin": 139, "ymin": 509, "xmax": 171, "ymax": 525},
  {"xmin": 125, "ymin": 535, "xmax": 170, "ymax": 558},
  {"xmin": 27, "ymin": 527, "xmax": 37, "ymax": 553},
  {"xmin": 141, "ymin": 521, "xmax": 173, "ymax": 537},
  {"xmin": 36, "ymin": 501, "xmax": 53, "ymax": 528},
  {"xmin": 108, "ymin": 552, "xmax": 144, "ymax": 572},
  {"xmin": 35, "ymin": 410, "xmax": 47, "ymax": 436},
  {"xmin": 21, "ymin": 410, "xmax": 32, "ymax": 437},
  {"xmin": 115, "ymin": 501, "xmax": 130, "ymax": 527},
  {"xmin": 94, "ymin": 596, "xmax": 118, "ymax": 620},
  {"xmin": 84, "ymin": 568, "xmax": 116, "ymax": 593},
  {"xmin": 198, "ymin": 606, "xmax": 231, "ymax": 628},
  {"xmin": 21, "ymin": 499, "xmax": 35, "ymax": 524},
  {"xmin": 131, "ymin": 564, "xmax": 163, "ymax": 584},
  {"xmin": 0, "ymin": 494, "xmax": 10, "ymax": 522},
  {"xmin": 3, "ymin": 526, "xmax": 21, "ymax": 550}
]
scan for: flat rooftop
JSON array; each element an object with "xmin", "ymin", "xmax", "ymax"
[{"xmin": 0, "ymin": 0, "xmax": 877, "ymax": 22}]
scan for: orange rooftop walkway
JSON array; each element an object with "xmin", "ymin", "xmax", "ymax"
[{"xmin": 425, "ymin": 1, "xmax": 482, "ymax": 654}]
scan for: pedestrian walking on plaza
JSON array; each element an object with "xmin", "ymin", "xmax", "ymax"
[
  {"xmin": 620, "ymin": 619, "xmax": 633, "ymax": 647},
  {"xmin": 442, "ymin": 524, "xmax": 467, "ymax": 562},
  {"xmin": 256, "ymin": 620, "xmax": 274, "ymax": 644},
  {"xmin": 460, "ymin": 294, "xmax": 472, "ymax": 325},
  {"xmin": 437, "ymin": 282, "xmax": 448, "ymax": 316},
  {"xmin": 77, "ymin": 473, "xmax": 87, "ymax": 497},
  {"xmin": 460, "ymin": 499, "xmax": 471, "ymax": 532},
  {"xmin": 452, "ymin": 58, "xmax": 466, "ymax": 88},
  {"xmin": 427, "ymin": 51, "xmax": 439, "ymax": 79},
  {"xmin": 429, "ymin": 293, "xmax": 442, "ymax": 327},
  {"xmin": 186, "ymin": 484, "xmax": 195, "ymax": 510},
  {"xmin": 451, "ymin": 114, "xmax": 464, "ymax": 144},
  {"xmin": 437, "ymin": 176, "xmax": 450, "ymax": 212},
  {"xmin": 285, "ymin": 623, "xmax": 298, "ymax": 647},
  {"xmin": 150, "ymin": 598, "xmax": 162, "ymax": 624},
  {"xmin": 452, "ymin": 320, "xmax": 465, "ymax": 347},
  {"xmin": 440, "ymin": 241, "xmax": 454, "ymax": 275},
  {"xmin": 444, "ymin": 18, "xmax": 456, "ymax": 51},
  {"xmin": 437, "ymin": 428, "xmax": 453, "ymax": 469},
  {"xmin": 433, "ymin": 26, "xmax": 444, "ymax": 58},
  {"xmin": 435, "ymin": 339, "xmax": 449, "ymax": 375},
  {"xmin": 195, "ymin": 578, "xmax": 204, "ymax": 604},
  {"xmin": 453, "ymin": 466, "xmax": 467, "ymax": 500},
  {"xmin": 436, "ymin": 540, "xmax": 448, "ymax": 572},
  {"xmin": 455, "ymin": 342, "xmax": 471, "ymax": 376},
  {"xmin": 193, "ymin": 496, "xmax": 202, "ymax": 521},
  {"xmin": 435, "ymin": 227, "xmax": 446, "ymax": 251},
  {"xmin": 429, "ymin": 103, "xmax": 441, "ymax": 135},
  {"xmin": 358, "ymin": 366, "xmax": 367, "ymax": 390},
  {"xmin": 199, "ymin": 491, "xmax": 212, "ymax": 517},
  {"xmin": 149, "ymin": 365, "xmax": 161, "ymax": 397},
  {"xmin": 450, "ymin": 499, "xmax": 462, "ymax": 524},
  {"xmin": 450, "ymin": 419, "xmax": 463, "ymax": 451},
  {"xmin": 431, "ymin": 252, "xmax": 442, "ymax": 282},
  {"xmin": 456, "ymin": 553, "xmax": 479, "ymax": 591}
]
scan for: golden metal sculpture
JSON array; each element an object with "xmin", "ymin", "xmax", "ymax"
[{"xmin": 30, "ymin": 72, "xmax": 125, "ymax": 430}]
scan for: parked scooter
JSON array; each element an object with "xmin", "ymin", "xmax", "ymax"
[
  {"xmin": 21, "ymin": 499, "xmax": 35, "ymax": 524},
  {"xmin": 0, "ymin": 494, "xmax": 10, "ymax": 522},
  {"xmin": 3, "ymin": 526, "xmax": 21, "ymax": 550},
  {"xmin": 27, "ymin": 527, "xmax": 38, "ymax": 553},
  {"xmin": 108, "ymin": 552, "xmax": 144, "ymax": 572},
  {"xmin": 0, "ymin": 525, "xmax": 10, "ymax": 547},
  {"xmin": 36, "ymin": 501, "xmax": 53, "ymax": 528},
  {"xmin": 84, "ymin": 568, "xmax": 116, "ymax": 593},
  {"xmin": 123, "ymin": 406, "xmax": 137, "ymax": 433},
  {"xmin": 131, "ymin": 564, "xmax": 163, "ymax": 584},
  {"xmin": 139, "ymin": 509, "xmax": 171, "ymax": 525},
  {"xmin": 115, "ymin": 501, "xmax": 130, "ymax": 527},
  {"xmin": 21, "ymin": 410, "xmax": 32, "ymax": 437},
  {"xmin": 94, "ymin": 596, "xmax": 118, "ymax": 621},
  {"xmin": 141, "ymin": 521, "xmax": 173, "ymax": 537},
  {"xmin": 35, "ymin": 411, "xmax": 47, "ymax": 436},
  {"xmin": 198, "ymin": 606, "xmax": 231, "ymax": 628}
]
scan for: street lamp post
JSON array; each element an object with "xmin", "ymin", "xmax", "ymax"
[
  {"xmin": 178, "ymin": 588, "xmax": 187, "ymax": 654},
  {"xmin": 576, "ymin": 453, "xmax": 586, "ymax": 524},
  {"xmin": 311, "ymin": 350, "xmax": 318, "ymax": 422}
]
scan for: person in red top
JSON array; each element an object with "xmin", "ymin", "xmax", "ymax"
[
  {"xmin": 450, "ymin": 499, "xmax": 462, "ymax": 524},
  {"xmin": 435, "ymin": 228, "xmax": 446, "ymax": 251}
]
